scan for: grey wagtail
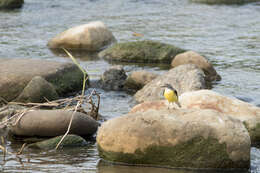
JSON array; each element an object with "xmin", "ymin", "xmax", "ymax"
[{"xmin": 161, "ymin": 84, "xmax": 181, "ymax": 108}]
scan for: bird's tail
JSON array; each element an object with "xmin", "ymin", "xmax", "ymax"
[{"xmin": 175, "ymin": 101, "xmax": 181, "ymax": 108}]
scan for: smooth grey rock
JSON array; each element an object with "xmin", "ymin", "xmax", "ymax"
[
  {"xmin": 100, "ymin": 65, "xmax": 127, "ymax": 91},
  {"xmin": 15, "ymin": 76, "xmax": 59, "ymax": 103},
  {"xmin": 10, "ymin": 110, "xmax": 98, "ymax": 137},
  {"xmin": 134, "ymin": 64, "xmax": 206, "ymax": 103},
  {"xmin": 0, "ymin": 58, "xmax": 85, "ymax": 102}
]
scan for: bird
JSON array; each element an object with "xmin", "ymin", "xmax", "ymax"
[{"xmin": 161, "ymin": 84, "xmax": 181, "ymax": 109}]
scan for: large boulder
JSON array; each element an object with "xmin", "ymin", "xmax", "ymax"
[
  {"xmin": 15, "ymin": 76, "xmax": 59, "ymax": 103},
  {"xmin": 134, "ymin": 64, "xmax": 206, "ymax": 103},
  {"xmin": 124, "ymin": 70, "xmax": 158, "ymax": 91},
  {"xmin": 97, "ymin": 108, "xmax": 250, "ymax": 169},
  {"xmin": 0, "ymin": 58, "xmax": 85, "ymax": 102},
  {"xmin": 99, "ymin": 40, "xmax": 186, "ymax": 64},
  {"xmin": 171, "ymin": 51, "xmax": 221, "ymax": 82},
  {"xmin": 47, "ymin": 21, "xmax": 116, "ymax": 51},
  {"xmin": 28, "ymin": 134, "xmax": 87, "ymax": 150},
  {"xmin": 0, "ymin": 0, "xmax": 24, "ymax": 9},
  {"xmin": 9, "ymin": 110, "xmax": 98, "ymax": 137},
  {"xmin": 179, "ymin": 90, "xmax": 260, "ymax": 143},
  {"xmin": 100, "ymin": 65, "xmax": 127, "ymax": 91},
  {"xmin": 191, "ymin": 0, "xmax": 260, "ymax": 4}
]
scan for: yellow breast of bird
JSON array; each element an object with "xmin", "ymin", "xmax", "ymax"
[{"xmin": 164, "ymin": 88, "xmax": 178, "ymax": 103}]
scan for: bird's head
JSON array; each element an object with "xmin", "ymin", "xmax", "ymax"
[{"xmin": 161, "ymin": 83, "xmax": 178, "ymax": 96}]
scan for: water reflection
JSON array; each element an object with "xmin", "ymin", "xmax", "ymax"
[{"xmin": 97, "ymin": 160, "xmax": 249, "ymax": 173}]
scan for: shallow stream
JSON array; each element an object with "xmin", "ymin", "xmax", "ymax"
[{"xmin": 0, "ymin": 0, "xmax": 260, "ymax": 172}]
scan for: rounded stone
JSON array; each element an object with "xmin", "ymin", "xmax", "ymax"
[
  {"xmin": 99, "ymin": 40, "xmax": 186, "ymax": 64},
  {"xmin": 15, "ymin": 76, "xmax": 59, "ymax": 103},
  {"xmin": 179, "ymin": 89, "xmax": 260, "ymax": 143},
  {"xmin": 124, "ymin": 70, "xmax": 158, "ymax": 91},
  {"xmin": 134, "ymin": 64, "xmax": 206, "ymax": 103},
  {"xmin": 10, "ymin": 110, "xmax": 99, "ymax": 137},
  {"xmin": 171, "ymin": 51, "xmax": 221, "ymax": 82},
  {"xmin": 47, "ymin": 21, "xmax": 116, "ymax": 51},
  {"xmin": 97, "ymin": 108, "xmax": 250, "ymax": 169}
]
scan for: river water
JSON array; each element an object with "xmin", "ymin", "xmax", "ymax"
[{"xmin": 0, "ymin": 0, "xmax": 260, "ymax": 172}]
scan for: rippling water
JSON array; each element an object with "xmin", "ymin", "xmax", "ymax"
[{"xmin": 0, "ymin": 0, "xmax": 260, "ymax": 172}]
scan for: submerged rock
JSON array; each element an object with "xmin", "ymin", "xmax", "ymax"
[
  {"xmin": 99, "ymin": 40, "xmax": 186, "ymax": 64},
  {"xmin": 47, "ymin": 21, "xmax": 116, "ymax": 51},
  {"xmin": 97, "ymin": 108, "xmax": 250, "ymax": 169},
  {"xmin": 171, "ymin": 51, "xmax": 221, "ymax": 82},
  {"xmin": 10, "ymin": 110, "xmax": 98, "ymax": 137},
  {"xmin": 134, "ymin": 64, "xmax": 206, "ymax": 103},
  {"xmin": 0, "ymin": 58, "xmax": 85, "ymax": 102},
  {"xmin": 28, "ymin": 134, "xmax": 87, "ymax": 150},
  {"xmin": 15, "ymin": 76, "xmax": 59, "ymax": 103},
  {"xmin": 124, "ymin": 70, "xmax": 158, "ymax": 91},
  {"xmin": 100, "ymin": 65, "xmax": 127, "ymax": 91},
  {"xmin": 179, "ymin": 90, "xmax": 260, "ymax": 143},
  {"xmin": 0, "ymin": 0, "xmax": 24, "ymax": 9}
]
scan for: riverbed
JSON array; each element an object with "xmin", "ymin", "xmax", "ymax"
[{"xmin": 0, "ymin": 0, "xmax": 260, "ymax": 172}]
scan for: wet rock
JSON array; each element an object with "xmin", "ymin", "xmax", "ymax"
[
  {"xmin": 124, "ymin": 70, "xmax": 158, "ymax": 91},
  {"xmin": 47, "ymin": 21, "xmax": 116, "ymax": 51},
  {"xmin": 0, "ymin": 0, "xmax": 24, "ymax": 9},
  {"xmin": 28, "ymin": 134, "xmax": 87, "ymax": 150},
  {"xmin": 10, "ymin": 110, "xmax": 98, "ymax": 137},
  {"xmin": 171, "ymin": 51, "xmax": 221, "ymax": 82},
  {"xmin": 99, "ymin": 40, "xmax": 186, "ymax": 64},
  {"xmin": 0, "ymin": 58, "xmax": 85, "ymax": 102},
  {"xmin": 134, "ymin": 64, "xmax": 206, "ymax": 103},
  {"xmin": 100, "ymin": 65, "xmax": 127, "ymax": 91},
  {"xmin": 97, "ymin": 108, "xmax": 250, "ymax": 169},
  {"xmin": 15, "ymin": 76, "xmax": 59, "ymax": 103},
  {"xmin": 179, "ymin": 90, "xmax": 260, "ymax": 144},
  {"xmin": 191, "ymin": 0, "xmax": 259, "ymax": 4}
]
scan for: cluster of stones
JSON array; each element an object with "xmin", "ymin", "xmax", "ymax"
[{"xmin": 1, "ymin": 19, "xmax": 259, "ymax": 171}]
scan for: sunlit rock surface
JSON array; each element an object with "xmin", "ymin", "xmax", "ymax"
[
  {"xmin": 171, "ymin": 51, "xmax": 221, "ymax": 82},
  {"xmin": 134, "ymin": 64, "xmax": 206, "ymax": 103},
  {"xmin": 97, "ymin": 108, "xmax": 250, "ymax": 169},
  {"xmin": 48, "ymin": 21, "xmax": 116, "ymax": 51},
  {"xmin": 179, "ymin": 90, "xmax": 260, "ymax": 143}
]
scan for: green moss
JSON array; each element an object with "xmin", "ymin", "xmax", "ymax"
[
  {"xmin": 98, "ymin": 137, "xmax": 249, "ymax": 169},
  {"xmin": 101, "ymin": 40, "xmax": 186, "ymax": 64},
  {"xmin": 28, "ymin": 134, "xmax": 87, "ymax": 150},
  {"xmin": 244, "ymin": 122, "xmax": 260, "ymax": 144},
  {"xmin": 44, "ymin": 64, "xmax": 87, "ymax": 96}
]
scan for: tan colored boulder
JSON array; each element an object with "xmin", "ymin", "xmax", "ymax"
[
  {"xmin": 47, "ymin": 21, "xmax": 116, "ymax": 51},
  {"xmin": 10, "ymin": 110, "xmax": 98, "ymax": 137},
  {"xmin": 97, "ymin": 108, "xmax": 250, "ymax": 169},
  {"xmin": 179, "ymin": 90, "xmax": 260, "ymax": 143},
  {"xmin": 134, "ymin": 64, "xmax": 206, "ymax": 103},
  {"xmin": 0, "ymin": 58, "xmax": 84, "ymax": 102},
  {"xmin": 171, "ymin": 51, "xmax": 221, "ymax": 81},
  {"xmin": 124, "ymin": 70, "xmax": 158, "ymax": 91},
  {"xmin": 15, "ymin": 76, "xmax": 59, "ymax": 103}
]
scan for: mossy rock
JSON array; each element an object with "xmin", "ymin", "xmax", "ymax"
[
  {"xmin": 98, "ymin": 137, "xmax": 248, "ymax": 169},
  {"xmin": 28, "ymin": 134, "xmax": 87, "ymax": 150},
  {"xmin": 97, "ymin": 109, "xmax": 250, "ymax": 169},
  {"xmin": 0, "ymin": 0, "xmax": 24, "ymax": 9},
  {"xmin": 99, "ymin": 40, "xmax": 186, "ymax": 64}
]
